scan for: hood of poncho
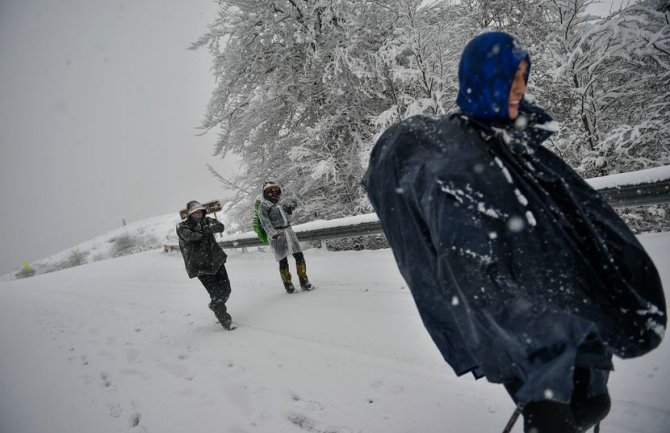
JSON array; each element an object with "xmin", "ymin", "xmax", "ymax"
[{"xmin": 456, "ymin": 31, "xmax": 531, "ymax": 120}]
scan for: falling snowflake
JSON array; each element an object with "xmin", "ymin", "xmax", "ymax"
[{"xmin": 507, "ymin": 216, "xmax": 525, "ymax": 232}]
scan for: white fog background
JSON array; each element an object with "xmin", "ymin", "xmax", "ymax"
[
  {"xmin": 0, "ymin": 0, "xmax": 240, "ymax": 275},
  {"xmin": 0, "ymin": 0, "xmax": 622, "ymax": 276}
]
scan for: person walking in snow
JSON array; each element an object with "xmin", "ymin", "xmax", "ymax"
[
  {"xmin": 176, "ymin": 200, "xmax": 235, "ymax": 330},
  {"xmin": 257, "ymin": 181, "xmax": 313, "ymax": 293},
  {"xmin": 364, "ymin": 31, "xmax": 665, "ymax": 433}
]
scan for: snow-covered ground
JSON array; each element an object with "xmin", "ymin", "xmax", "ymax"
[{"xmin": 0, "ymin": 234, "xmax": 668, "ymax": 433}]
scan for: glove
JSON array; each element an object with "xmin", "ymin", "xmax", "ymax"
[
  {"xmin": 283, "ymin": 199, "xmax": 297, "ymax": 214},
  {"xmin": 193, "ymin": 220, "xmax": 207, "ymax": 233}
]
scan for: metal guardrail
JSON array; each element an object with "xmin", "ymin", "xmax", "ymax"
[
  {"xmin": 227, "ymin": 220, "xmax": 385, "ymax": 249},
  {"xmin": 596, "ymin": 178, "xmax": 670, "ymax": 208},
  {"xmin": 165, "ymin": 166, "xmax": 670, "ymax": 252},
  {"xmin": 165, "ymin": 217, "xmax": 382, "ymax": 251}
]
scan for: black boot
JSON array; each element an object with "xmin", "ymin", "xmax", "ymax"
[
  {"xmin": 521, "ymin": 367, "xmax": 611, "ymax": 433},
  {"xmin": 284, "ymin": 281, "xmax": 296, "ymax": 293},
  {"xmin": 209, "ymin": 301, "xmax": 236, "ymax": 330},
  {"xmin": 299, "ymin": 277, "xmax": 313, "ymax": 291}
]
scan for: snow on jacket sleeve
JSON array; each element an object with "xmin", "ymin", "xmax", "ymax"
[
  {"xmin": 282, "ymin": 198, "xmax": 298, "ymax": 214},
  {"xmin": 201, "ymin": 217, "xmax": 224, "ymax": 234},
  {"xmin": 365, "ymin": 114, "xmax": 609, "ymax": 403},
  {"xmin": 414, "ymin": 150, "xmax": 539, "ymax": 383},
  {"xmin": 365, "ymin": 116, "xmax": 482, "ymax": 378},
  {"xmin": 177, "ymin": 222, "xmax": 205, "ymax": 243},
  {"xmin": 415, "ymin": 143, "xmax": 516, "ymax": 379},
  {"xmin": 258, "ymin": 201, "xmax": 278, "ymax": 239}
]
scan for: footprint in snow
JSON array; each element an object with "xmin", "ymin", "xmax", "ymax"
[
  {"xmin": 370, "ymin": 380, "xmax": 405, "ymax": 394},
  {"xmin": 82, "ymin": 374, "xmax": 94, "ymax": 384},
  {"xmin": 107, "ymin": 403, "xmax": 122, "ymax": 418},
  {"xmin": 286, "ymin": 412, "xmax": 352, "ymax": 433},
  {"xmin": 100, "ymin": 372, "xmax": 112, "ymax": 388},
  {"xmin": 129, "ymin": 412, "xmax": 148, "ymax": 432},
  {"xmin": 290, "ymin": 393, "xmax": 325, "ymax": 412},
  {"xmin": 130, "ymin": 413, "xmax": 141, "ymax": 427}
]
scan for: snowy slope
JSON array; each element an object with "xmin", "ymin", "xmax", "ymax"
[
  {"xmin": 3, "ymin": 210, "xmax": 234, "ymax": 282},
  {"xmin": 0, "ymin": 233, "xmax": 669, "ymax": 433},
  {"xmin": 0, "ymin": 213, "xmax": 180, "ymax": 281}
]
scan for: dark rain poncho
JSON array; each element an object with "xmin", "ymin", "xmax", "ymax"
[{"xmin": 363, "ymin": 32, "xmax": 665, "ymax": 404}]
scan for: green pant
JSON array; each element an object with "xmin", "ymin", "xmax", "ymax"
[{"xmin": 279, "ymin": 252, "xmax": 308, "ymax": 286}]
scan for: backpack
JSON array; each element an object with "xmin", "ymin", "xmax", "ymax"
[{"xmin": 252, "ymin": 199, "xmax": 269, "ymax": 244}]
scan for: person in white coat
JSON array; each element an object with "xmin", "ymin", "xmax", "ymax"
[{"xmin": 258, "ymin": 181, "xmax": 313, "ymax": 293}]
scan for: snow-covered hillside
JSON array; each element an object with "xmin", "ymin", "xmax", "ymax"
[
  {"xmin": 0, "ymin": 233, "xmax": 669, "ymax": 433},
  {"xmin": 1, "ymin": 212, "xmax": 222, "ymax": 282}
]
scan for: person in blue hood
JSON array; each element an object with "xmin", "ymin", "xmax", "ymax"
[{"xmin": 364, "ymin": 32, "xmax": 665, "ymax": 433}]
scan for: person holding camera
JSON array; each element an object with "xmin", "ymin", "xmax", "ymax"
[{"xmin": 176, "ymin": 200, "xmax": 235, "ymax": 330}]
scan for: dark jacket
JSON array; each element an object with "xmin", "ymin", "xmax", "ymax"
[
  {"xmin": 363, "ymin": 108, "xmax": 665, "ymax": 404},
  {"xmin": 176, "ymin": 216, "xmax": 227, "ymax": 279},
  {"xmin": 364, "ymin": 30, "xmax": 665, "ymax": 405}
]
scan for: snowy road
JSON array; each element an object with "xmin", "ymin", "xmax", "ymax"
[{"xmin": 1, "ymin": 233, "xmax": 669, "ymax": 433}]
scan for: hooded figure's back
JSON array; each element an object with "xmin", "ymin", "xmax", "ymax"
[{"xmin": 364, "ymin": 31, "xmax": 665, "ymax": 404}]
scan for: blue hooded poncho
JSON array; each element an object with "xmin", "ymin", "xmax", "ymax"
[
  {"xmin": 364, "ymin": 31, "xmax": 665, "ymax": 404},
  {"xmin": 456, "ymin": 31, "xmax": 531, "ymax": 120}
]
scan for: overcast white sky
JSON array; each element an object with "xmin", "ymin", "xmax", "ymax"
[{"xmin": 0, "ymin": 0, "xmax": 239, "ymax": 275}]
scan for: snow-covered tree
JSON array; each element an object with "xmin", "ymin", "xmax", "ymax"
[
  {"xmin": 192, "ymin": 0, "xmax": 398, "ymax": 226},
  {"xmin": 370, "ymin": 0, "xmax": 473, "ymax": 131},
  {"xmin": 588, "ymin": 0, "xmax": 670, "ymax": 174},
  {"xmin": 193, "ymin": 0, "xmax": 669, "ymax": 234},
  {"xmin": 536, "ymin": 0, "xmax": 669, "ymax": 177}
]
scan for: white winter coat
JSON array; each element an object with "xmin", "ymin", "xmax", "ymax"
[{"xmin": 257, "ymin": 196, "xmax": 302, "ymax": 261}]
